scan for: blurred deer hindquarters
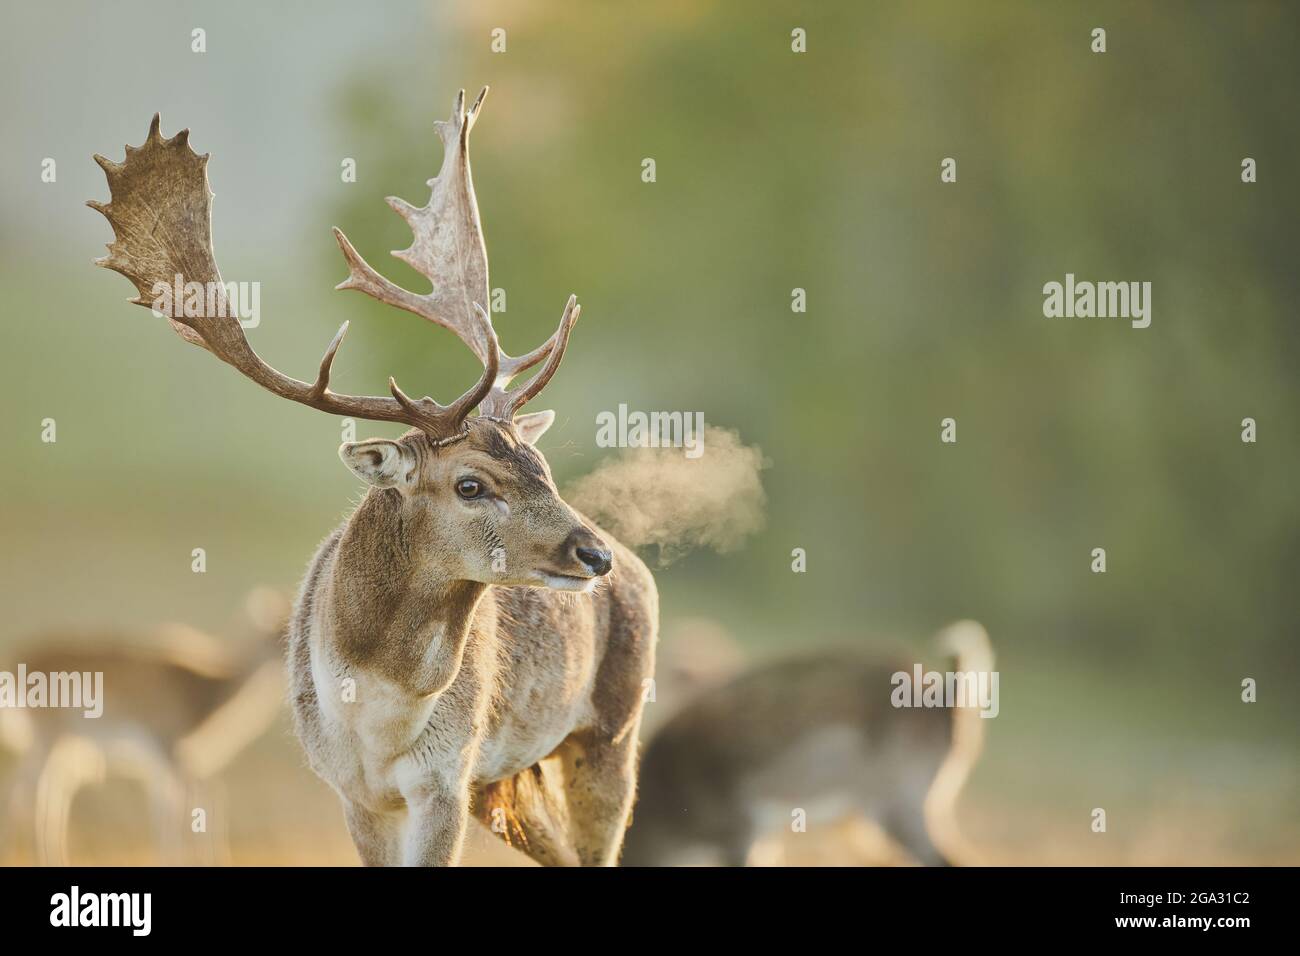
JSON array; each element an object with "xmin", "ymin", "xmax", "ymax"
[
  {"xmin": 0, "ymin": 590, "xmax": 288, "ymax": 866},
  {"xmin": 622, "ymin": 622, "xmax": 992, "ymax": 866},
  {"xmin": 88, "ymin": 88, "xmax": 658, "ymax": 867}
]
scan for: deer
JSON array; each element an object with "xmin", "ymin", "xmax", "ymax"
[
  {"xmin": 621, "ymin": 622, "xmax": 993, "ymax": 866},
  {"xmin": 0, "ymin": 589, "xmax": 288, "ymax": 865},
  {"xmin": 88, "ymin": 88, "xmax": 659, "ymax": 866}
]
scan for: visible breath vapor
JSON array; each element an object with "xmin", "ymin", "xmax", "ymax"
[{"xmin": 567, "ymin": 427, "xmax": 767, "ymax": 566}]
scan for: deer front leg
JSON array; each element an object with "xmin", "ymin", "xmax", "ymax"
[
  {"xmin": 401, "ymin": 777, "xmax": 470, "ymax": 866},
  {"xmin": 556, "ymin": 729, "xmax": 640, "ymax": 866},
  {"xmin": 343, "ymin": 800, "xmax": 402, "ymax": 866}
]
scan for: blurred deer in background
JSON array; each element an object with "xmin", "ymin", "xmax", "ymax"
[
  {"xmin": 88, "ymin": 88, "xmax": 658, "ymax": 866},
  {"xmin": 622, "ymin": 621, "xmax": 993, "ymax": 866},
  {"xmin": 641, "ymin": 616, "xmax": 747, "ymax": 737},
  {"xmin": 0, "ymin": 589, "xmax": 288, "ymax": 865}
]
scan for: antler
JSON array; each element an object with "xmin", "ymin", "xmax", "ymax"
[
  {"xmin": 331, "ymin": 86, "xmax": 580, "ymax": 422},
  {"xmin": 88, "ymin": 113, "xmax": 498, "ymax": 442}
]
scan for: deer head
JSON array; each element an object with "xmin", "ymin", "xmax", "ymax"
[{"xmin": 89, "ymin": 88, "xmax": 613, "ymax": 591}]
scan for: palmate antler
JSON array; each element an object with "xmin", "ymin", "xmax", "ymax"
[
  {"xmin": 89, "ymin": 88, "xmax": 577, "ymax": 441},
  {"xmin": 332, "ymin": 86, "xmax": 580, "ymax": 421}
]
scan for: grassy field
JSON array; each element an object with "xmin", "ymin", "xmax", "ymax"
[
  {"xmin": 2, "ymin": 512, "xmax": 1295, "ymax": 866},
  {"xmin": 2, "ymin": 649, "xmax": 1294, "ymax": 867}
]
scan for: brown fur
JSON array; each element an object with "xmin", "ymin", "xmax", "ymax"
[
  {"xmin": 622, "ymin": 631, "xmax": 990, "ymax": 866},
  {"xmin": 289, "ymin": 419, "xmax": 658, "ymax": 866}
]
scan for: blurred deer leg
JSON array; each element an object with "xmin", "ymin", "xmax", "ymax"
[
  {"xmin": 1, "ymin": 743, "xmax": 47, "ymax": 864},
  {"xmin": 182, "ymin": 777, "xmax": 227, "ymax": 866},
  {"xmin": 555, "ymin": 730, "xmax": 640, "ymax": 866},
  {"xmin": 144, "ymin": 764, "xmax": 186, "ymax": 865},
  {"xmin": 107, "ymin": 740, "xmax": 186, "ymax": 864},
  {"xmin": 35, "ymin": 736, "xmax": 105, "ymax": 867},
  {"xmin": 881, "ymin": 802, "xmax": 952, "ymax": 866},
  {"xmin": 720, "ymin": 827, "xmax": 758, "ymax": 866},
  {"xmin": 185, "ymin": 778, "xmax": 210, "ymax": 866},
  {"xmin": 204, "ymin": 778, "xmax": 232, "ymax": 866},
  {"xmin": 745, "ymin": 832, "xmax": 785, "ymax": 866},
  {"xmin": 34, "ymin": 761, "xmax": 70, "ymax": 867},
  {"xmin": 838, "ymin": 815, "xmax": 900, "ymax": 865}
]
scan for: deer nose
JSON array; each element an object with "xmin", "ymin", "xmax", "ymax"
[
  {"xmin": 575, "ymin": 545, "xmax": 613, "ymax": 577},
  {"xmin": 563, "ymin": 527, "xmax": 613, "ymax": 577}
]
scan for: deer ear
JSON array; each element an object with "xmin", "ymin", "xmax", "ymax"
[
  {"xmin": 512, "ymin": 410, "xmax": 555, "ymax": 446},
  {"xmin": 339, "ymin": 439, "xmax": 417, "ymax": 489}
]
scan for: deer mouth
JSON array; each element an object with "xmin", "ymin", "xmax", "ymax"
[{"xmin": 537, "ymin": 571, "xmax": 599, "ymax": 593}]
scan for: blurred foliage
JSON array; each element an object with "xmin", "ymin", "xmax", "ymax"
[
  {"xmin": 2, "ymin": 0, "xmax": 1297, "ymax": 685},
  {"xmin": 324, "ymin": 1, "xmax": 1300, "ymax": 678}
]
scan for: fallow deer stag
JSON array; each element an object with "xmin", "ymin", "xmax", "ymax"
[{"xmin": 89, "ymin": 88, "xmax": 658, "ymax": 866}]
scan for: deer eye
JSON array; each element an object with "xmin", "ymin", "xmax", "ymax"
[{"xmin": 455, "ymin": 478, "xmax": 485, "ymax": 500}]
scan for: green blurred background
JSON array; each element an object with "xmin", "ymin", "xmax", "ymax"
[{"xmin": 0, "ymin": 0, "xmax": 1296, "ymax": 864}]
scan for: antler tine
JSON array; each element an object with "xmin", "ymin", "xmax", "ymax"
[
  {"xmin": 331, "ymin": 86, "xmax": 494, "ymax": 366},
  {"xmin": 89, "ymin": 112, "xmax": 495, "ymax": 442},
  {"xmin": 495, "ymin": 303, "xmax": 571, "ymax": 382},
  {"xmin": 331, "ymin": 228, "xmax": 445, "ymax": 328},
  {"xmin": 478, "ymin": 295, "xmax": 581, "ymax": 419},
  {"xmin": 306, "ymin": 321, "xmax": 350, "ymax": 401},
  {"xmin": 466, "ymin": 86, "xmax": 488, "ymax": 131},
  {"xmin": 504, "ymin": 297, "xmax": 580, "ymax": 414},
  {"xmin": 387, "ymin": 306, "xmax": 500, "ymax": 425},
  {"xmin": 331, "ymin": 85, "xmax": 582, "ymax": 429}
]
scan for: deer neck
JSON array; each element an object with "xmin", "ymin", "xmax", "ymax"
[{"xmin": 325, "ymin": 489, "xmax": 488, "ymax": 696}]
